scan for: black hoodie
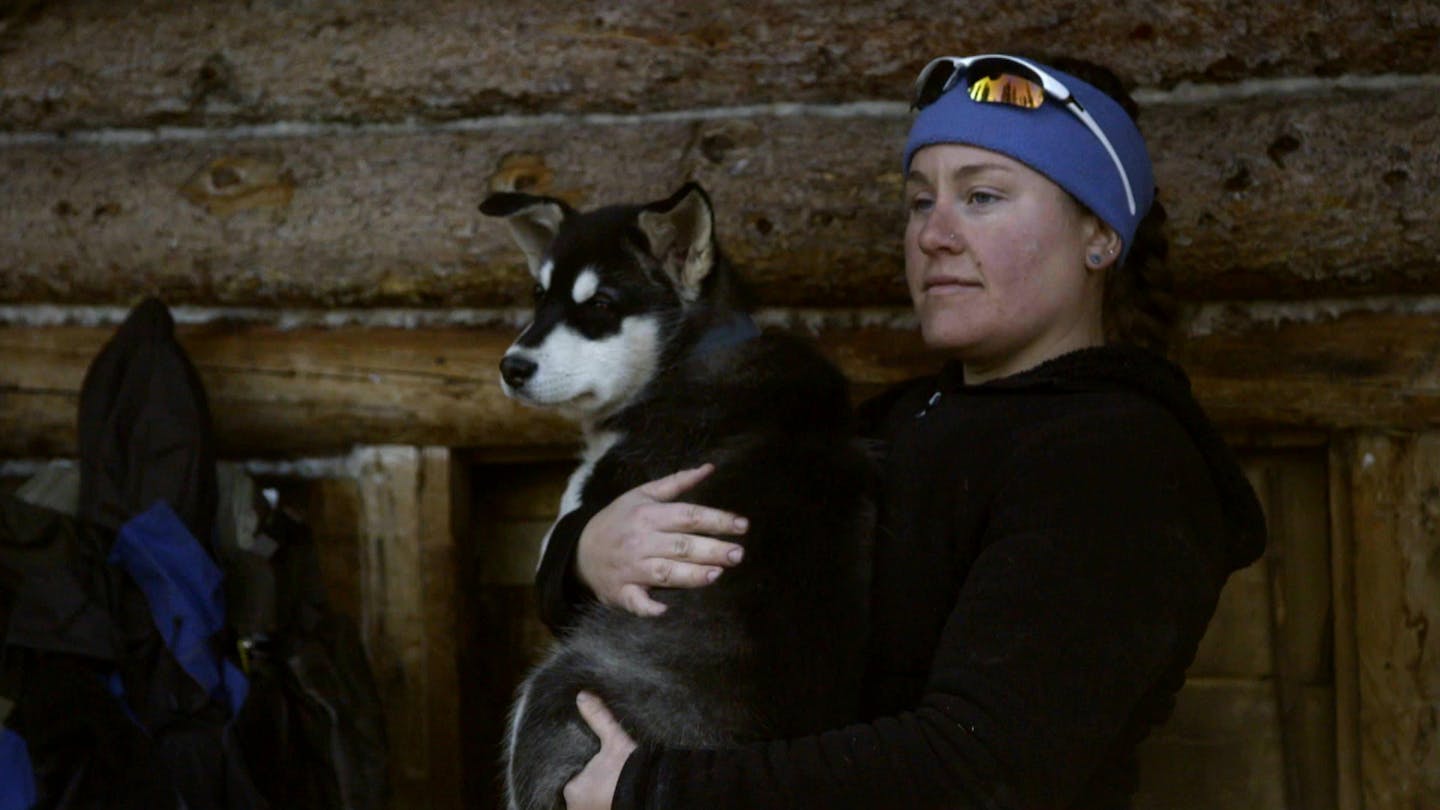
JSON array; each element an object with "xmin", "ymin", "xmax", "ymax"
[{"xmin": 609, "ymin": 345, "xmax": 1267, "ymax": 810}]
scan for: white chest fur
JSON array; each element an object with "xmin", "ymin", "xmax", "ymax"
[{"xmin": 535, "ymin": 430, "xmax": 622, "ymax": 566}]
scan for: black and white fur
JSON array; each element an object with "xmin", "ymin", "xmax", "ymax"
[{"xmin": 481, "ymin": 183, "xmax": 873, "ymax": 810}]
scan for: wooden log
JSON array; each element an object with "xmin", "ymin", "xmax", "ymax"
[
  {"xmin": 1, "ymin": 88, "xmax": 1437, "ymax": 307},
  {"xmin": 1, "ymin": 0, "xmax": 1435, "ymax": 129},
  {"xmin": 6, "ymin": 302, "xmax": 1440, "ymax": 457},
  {"xmin": 1342, "ymin": 434, "xmax": 1440, "ymax": 810},
  {"xmin": 354, "ymin": 446, "xmax": 464, "ymax": 810},
  {"xmin": 1153, "ymin": 89, "xmax": 1440, "ymax": 300},
  {"xmin": 0, "ymin": 321, "xmax": 577, "ymax": 457},
  {"xmin": 1175, "ymin": 304, "xmax": 1440, "ymax": 430},
  {"xmin": 0, "ymin": 318, "xmax": 936, "ymax": 457}
]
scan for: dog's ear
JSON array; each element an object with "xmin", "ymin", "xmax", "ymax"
[
  {"xmin": 637, "ymin": 182, "xmax": 715, "ymax": 303},
  {"xmin": 479, "ymin": 192, "xmax": 571, "ymax": 278}
]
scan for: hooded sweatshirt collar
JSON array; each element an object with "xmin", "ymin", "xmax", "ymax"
[{"xmin": 937, "ymin": 345, "xmax": 1267, "ymax": 572}]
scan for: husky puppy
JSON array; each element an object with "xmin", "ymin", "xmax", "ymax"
[{"xmin": 480, "ymin": 183, "xmax": 873, "ymax": 810}]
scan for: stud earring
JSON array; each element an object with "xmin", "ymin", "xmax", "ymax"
[{"xmin": 1088, "ymin": 253, "xmax": 1103, "ymax": 267}]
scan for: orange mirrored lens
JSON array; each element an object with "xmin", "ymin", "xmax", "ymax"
[{"xmin": 967, "ymin": 73, "xmax": 1045, "ymax": 109}]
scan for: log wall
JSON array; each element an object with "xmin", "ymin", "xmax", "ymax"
[{"xmin": 2, "ymin": 1, "xmax": 1437, "ymax": 808}]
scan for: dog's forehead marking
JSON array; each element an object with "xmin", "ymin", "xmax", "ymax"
[
  {"xmin": 571, "ymin": 267, "xmax": 600, "ymax": 304},
  {"xmin": 538, "ymin": 259, "xmax": 554, "ymax": 291}
]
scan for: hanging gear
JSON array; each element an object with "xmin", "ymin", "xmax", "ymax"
[{"xmin": 2, "ymin": 298, "xmax": 387, "ymax": 809}]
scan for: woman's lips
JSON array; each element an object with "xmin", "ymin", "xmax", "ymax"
[{"xmin": 923, "ymin": 275, "xmax": 983, "ymax": 294}]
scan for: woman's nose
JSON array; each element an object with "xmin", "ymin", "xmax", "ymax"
[{"xmin": 917, "ymin": 210, "xmax": 963, "ymax": 254}]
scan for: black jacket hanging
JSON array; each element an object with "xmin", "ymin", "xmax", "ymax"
[{"xmin": 77, "ymin": 296, "xmax": 218, "ymax": 549}]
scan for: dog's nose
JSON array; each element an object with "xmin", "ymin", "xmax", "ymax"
[{"xmin": 500, "ymin": 355, "xmax": 538, "ymax": 388}]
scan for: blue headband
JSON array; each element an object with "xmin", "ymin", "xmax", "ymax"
[{"xmin": 903, "ymin": 60, "xmax": 1154, "ymax": 261}]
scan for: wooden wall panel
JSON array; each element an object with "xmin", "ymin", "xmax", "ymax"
[
  {"xmin": 257, "ymin": 474, "xmax": 367, "ymax": 623},
  {"xmin": 1342, "ymin": 434, "xmax": 1440, "ymax": 810},
  {"xmin": 2, "ymin": 87, "xmax": 1437, "ymax": 308},
  {"xmin": 1249, "ymin": 452, "xmax": 1337, "ymax": 810},
  {"xmin": 1, "ymin": 1, "xmax": 1434, "ymax": 129},
  {"xmin": 1188, "ymin": 560, "xmax": 1272, "ymax": 677},
  {"xmin": 1139, "ymin": 450, "xmax": 1336, "ymax": 809},
  {"xmin": 1135, "ymin": 679, "xmax": 1287, "ymax": 810},
  {"xmin": 461, "ymin": 459, "xmax": 573, "ymax": 810}
]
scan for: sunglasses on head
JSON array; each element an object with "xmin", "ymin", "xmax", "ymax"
[{"xmin": 912, "ymin": 54, "xmax": 1137, "ymax": 216}]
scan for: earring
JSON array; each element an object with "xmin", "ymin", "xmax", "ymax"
[{"xmin": 1087, "ymin": 253, "xmax": 1103, "ymax": 267}]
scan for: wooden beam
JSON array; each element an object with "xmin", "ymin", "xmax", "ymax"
[
  {"xmin": 1175, "ymin": 305, "xmax": 1440, "ymax": 431},
  {"xmin": 0, "ymin": 322, "xmax": 576, "ymax": 457},
  {"xmin": 0, "ymin": 90, "xmax": 1437, "ymax": 308},
  {"xmin": 0, "ymin": 319, "xmax": 937, "ymax": 457},
  {"xmin": 6, "ymin": 304, "xmax": 1440, "ymax": 456},
  {"xmin": 1341, "ymin": 433, "xmax": 1440, "ymax": 810},
  {"xmin": 0, "ymin": 1, "xmax": 1433, "ymax": 129}
]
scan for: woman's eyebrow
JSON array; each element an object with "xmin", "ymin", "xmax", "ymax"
[
  {"xmin": 906, "ymin": 163, "xmax": 1015, "ymax": 187},
  {"xmin": 949, "ymin": 163, "xmax": 1015, "ymax": 181}
]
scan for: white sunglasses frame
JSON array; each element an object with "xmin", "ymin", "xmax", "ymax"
[{"xmin": 913, "ymin": 54, "xmax": 1137, "ymax": 216}]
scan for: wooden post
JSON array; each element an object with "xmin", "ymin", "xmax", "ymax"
[
  {"xmin": 355, "ymin": 446, "xmax": 463, "ymax": 810},
  {"xmin": 1255, "ymin": 453, "xmax": 1336, "ymax": 810},
  {"xmin": 1329, "ymin": 438, "xmax": 1362, "ymax": 810},
  {"xmin": 1344, "ymin": 433, "xmax": 1440, "ymax": 809}
]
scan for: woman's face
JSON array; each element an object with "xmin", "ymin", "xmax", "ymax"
[{"xmin": 903, "ymin": 144, "xmax": 1114, "ymax": 383}]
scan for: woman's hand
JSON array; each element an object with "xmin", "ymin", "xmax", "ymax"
[
  {"xmin": 564, "ymin": 692, "xmax": 636, "ymax": 810},
  {"xmin": 576, "ymin": 463, "xmax": 748, "ymax": 616}
]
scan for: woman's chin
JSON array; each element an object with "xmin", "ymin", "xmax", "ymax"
[{"xmin": 917, "ymin": 318, "xmax": 984, "ymax": 355}]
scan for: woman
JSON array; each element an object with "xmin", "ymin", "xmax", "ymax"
[{"xmin": 545, "ymin": 54, "xmax": 1267, "ymax": 809}]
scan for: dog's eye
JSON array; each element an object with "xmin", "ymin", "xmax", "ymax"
[
  {"xmin": 532, "ymin": 283, "xmax": 545, "ymax": 302},
  {"xmin": 589, "ymin": 292, "xmax": 618, "ymax": 312}
]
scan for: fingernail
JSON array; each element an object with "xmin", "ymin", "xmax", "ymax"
[
  {"xmin": 706, "ymin": 568, "xmax": 721, "ymax": 582},
  {"xmin": 727, "ymin": 547, "xmax": 744, "ymax": 564},
  {"xmin": 576, "ymin": 691, "xmax": 592, "ymax": 706},
  {"xmin": 734, "ymin": 517, "xmax": 749, "ymax": 532}
]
